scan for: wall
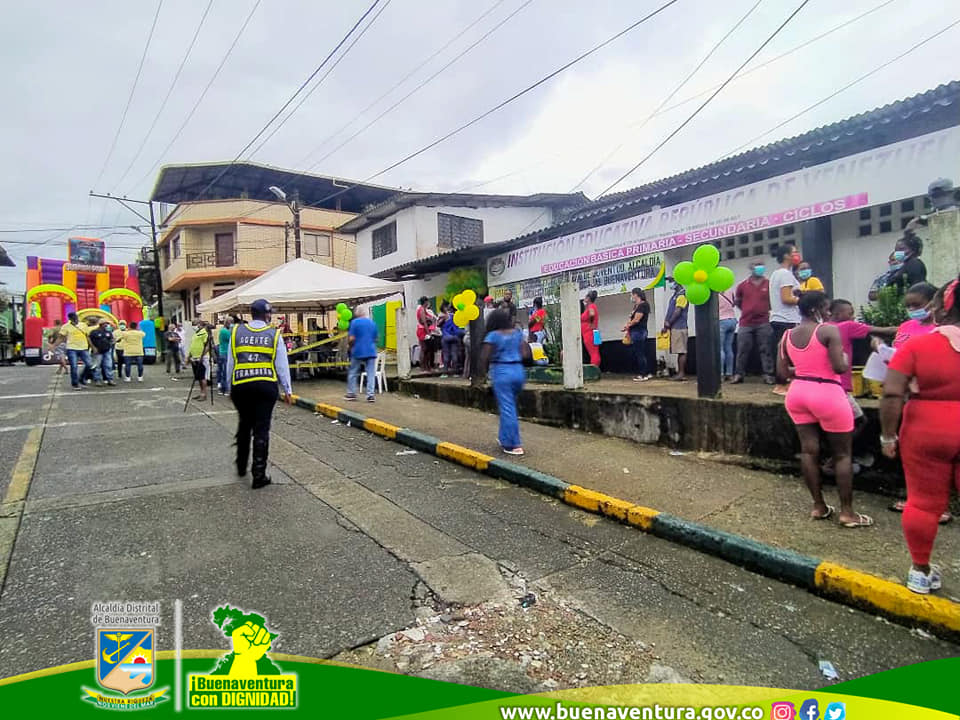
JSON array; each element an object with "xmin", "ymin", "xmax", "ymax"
[
  {"xmin": 160, "ymin": 200, "xmax": 354, "ymax": 234},
  {"xmin": 356, "ymin": 204, "xmax": 557, "ymax": 276}
]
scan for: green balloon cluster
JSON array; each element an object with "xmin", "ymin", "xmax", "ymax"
[
  {"xmin": 672, "ymin": 244, "xmax": 736, "ymax": 305},
  {"xmin": 335, "ymin": 302, "xmax": 353, "ymax": 331}
]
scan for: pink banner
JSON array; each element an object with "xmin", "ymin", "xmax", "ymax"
[{"xmin": 540, "ymin": 193, "xmax": 868, "ymax": 275}]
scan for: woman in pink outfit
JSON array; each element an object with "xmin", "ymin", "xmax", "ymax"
[
  {"xmin": 777, "ymin": 291, "xmax": 872, "ymax": 528},
  {"xmin": 580, "ymin": 290, "xmax": 601, "ymax": 368}
]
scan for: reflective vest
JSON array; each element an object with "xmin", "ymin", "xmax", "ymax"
[{"xmin": 232, "ymin": 323, "xmax": 280, "ymax": 385}]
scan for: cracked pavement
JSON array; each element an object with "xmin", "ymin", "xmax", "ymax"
[{"xmin": 0, "ymin": 365, "xmax": 954, "ymax": 691}]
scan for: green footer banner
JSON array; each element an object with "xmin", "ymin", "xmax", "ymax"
[{"xmin": 0, "ymin": 656, "xmax": 956, "ymax": 718}]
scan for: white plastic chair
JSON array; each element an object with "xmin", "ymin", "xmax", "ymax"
[{"xmin": 360, "ymin": 352, "xmax": 388, "ymax": 394}]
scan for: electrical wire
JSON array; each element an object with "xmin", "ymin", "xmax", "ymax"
[
  {"xmin": 91, "ymin": 0, "xmax": 164, "ymax": 194},
  {"xmin": 190, "ymin": 0, "xmax": 385, "ymax": 202},
  {"xmin": 247, "ymin": 0, "xmax": 396, "ymax": 160},
  {"xmin": 295, "ymin": 0, "xmax": 683, "ymax": 214},
  {"xmin": 717, "ymin": 17, "xmax": 960, "ymax": 160},
  {"xmin": 128, "ymin": 0, "xmax": 264, "ymax": 194},
  {"xmin": 110, "ymin": 0, "xmax": 216, "ymax": 192},
  {"xmin": 594, "ymin": 0, "xmax": 812, "ymax": 200},
  {"xmin": 299, "ymin": 0, "xmax": 533, "ymax": 173},
  {"xmin": 452, "ymin": 0, "xmax": 897, "ymax": 195},
  {"xmin": 292, "ymin": 0, "xmax": 507, "ymax": 170}
]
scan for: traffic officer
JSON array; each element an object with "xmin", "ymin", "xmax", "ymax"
[{"xmin": 226, "ymin": 299, "xmax": 292, "ymax": 489}]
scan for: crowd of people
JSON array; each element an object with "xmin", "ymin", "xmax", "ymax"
[{"xmin": 46, "ymin": 313, "xmax": 147, "ymax": 389}]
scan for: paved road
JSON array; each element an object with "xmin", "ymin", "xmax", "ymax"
[{"xmin": 0, "ymin": 364, "xmax": 953, "ymax": 691}]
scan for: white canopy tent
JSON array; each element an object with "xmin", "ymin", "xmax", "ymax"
[{"xmin": 195, "ymin": 259, "xmax": 404, "ymax": 314}]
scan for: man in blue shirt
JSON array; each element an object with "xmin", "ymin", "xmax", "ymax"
[{"xmin": 345, "ymin": 307, "xmax": 379, "ymax": 402}]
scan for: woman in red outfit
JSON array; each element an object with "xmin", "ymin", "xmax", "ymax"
[
  {"xmin": 580, "ymin": 290, "xmax": 601, "ymax": 367},
  {"xmin": 880, "ymin": 275, "xmax": 960, "ymax": 594}
]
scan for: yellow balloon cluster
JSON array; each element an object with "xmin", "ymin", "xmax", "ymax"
[{"xmin": 451, "ymin": 289, "xmax": 480, "ymax": 328}]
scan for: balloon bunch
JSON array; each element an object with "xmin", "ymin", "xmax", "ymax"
[
  {"xmin": 672, "ymin": 244, "xmax": 735, "ymax": 305},
  {"xmin": 451, "ymin": 289, "xmax": 480, "ymax": 328},
  {"xmin": 335, "ymin": 302, "xmax": 353, "ymax": 330}
]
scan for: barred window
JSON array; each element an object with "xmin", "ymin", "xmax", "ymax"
[
  {"xmin": 372, "ymin": 222, "xmax": 397, "ymax": 259},
  {"xmin": 437, "ymin": 213, "xmax": 483, "ymax": 250},
  {"xmin": 303, "ymin": 232, "xmax": 331, "ymax": 256}
]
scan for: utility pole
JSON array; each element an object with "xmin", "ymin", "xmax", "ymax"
[
  {"xmin": 89, "ymin": 191, "xmax": 164, "ymax": 318},
  {"xmin": 292, "ymin": 190, "xmax": 302, "ymax": 259}
]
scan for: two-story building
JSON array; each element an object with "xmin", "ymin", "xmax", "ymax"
[
  {"xmin": 150, "ymin": 162, "xmax": 396, "ymax": 323},
  {"xmin": 338, "ymin": 191, "xmax": 586, "ymax": 343}
]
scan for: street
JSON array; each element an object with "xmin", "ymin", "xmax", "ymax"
[{"xmin": 0, "ymin": 364, "xmax": 954, "ymax": 692}]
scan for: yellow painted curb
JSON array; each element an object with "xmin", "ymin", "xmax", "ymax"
[
  {"xmin": 815, "ymin": 561, "xmax": 960, "ymax": 633},
  {"xmin": 364, "ymin": 418, "xmax": 399, "ymax": 439},
  {"xmin": 597, "ymin": 496, "xmax": 635, "ymax": 522},
  {"xmin": 4, "ymin": 426, "xmax": 43, "ymax": 505},
  {"xmin": 315, "ymin": 403, "xmax": 342, "ymax": 419},
  {"xmin": 626, "ymin": 505, "xmax": 660, "ymax": 531},
  {"xmin": 436, "ymin": 442, "xmax": 493, "ymax": 471},
  {"xmin": 564, "ymin": 485, "xmax": 614, "ymax": 513}
]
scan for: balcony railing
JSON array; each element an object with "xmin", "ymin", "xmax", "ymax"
[{"xmin": 185, "ymin": 250, "xmax": 237, "ymax": 269}]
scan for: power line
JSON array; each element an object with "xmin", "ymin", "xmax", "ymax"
[
  {"xmin": 91, "ymin": 0, "xmax": 164, "ymax": 194},
  {"xmin": 299, "ymin": 0, "xmax": 533, "ymax": 173},
  {"xmin": 128, "ymin": 0, "xmax": 264, "ymax": 194},
  {"xmin": 717, "ymin": 17, "xmax": 960, "ymax": 160},
  {"xmin": 190, "ymin": 0, "xmax": 386, "ymax": 203},
  {"xmin": 453, "ymin": 0, "xmax": 897, "ymax": 195},
  {"xmin": 594, "ymin": 0, "xmax": 812, "ymax": 200},
  {"xmin": 292, "ymin": 0, "xmax": 507, "ymax": 170},
  {"xmin": 110, "ymin": 0, "xmax": 216, "ymax": 192},
  {"xmin": 299, "ymin": 0, "xmax": 683, "ymax": 213},
  {"xmin": 0, "ymin": 225, "xmax": 149, "ymax": 233},
  {"xmin": 247, "ymin": 0, "xmax": 396, "ymax": 160}
]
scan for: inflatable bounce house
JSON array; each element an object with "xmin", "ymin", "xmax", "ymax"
[{"xmin": 22, "ymin": 237, "xmax": 145, "ymax": 365}]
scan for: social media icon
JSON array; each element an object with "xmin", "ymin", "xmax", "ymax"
[
  {"xmin": 771, "ymin": 702, "xmax": 796, "ymax": 720},
  {"xmin": 825, "ymin": 702, "xmax": 846, "ymax": 720},
  {"xmin": 800, "ymin": 699, "xmax": 820, "ymax": 720}
]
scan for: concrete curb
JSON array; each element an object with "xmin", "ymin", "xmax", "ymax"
[{"xmin": 287, "ymin": 393, "xmax": 960, "ymax": 641}]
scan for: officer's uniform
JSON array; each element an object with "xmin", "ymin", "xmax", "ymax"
[{"xmin": 226, "ymin": 300, "xmax": 292, "ymax": 488}]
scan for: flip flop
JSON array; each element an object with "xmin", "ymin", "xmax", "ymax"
[
  {"xmin": 812, "ymin": 505, "xmax": 835, "ymax": 520},
  {"xmin": 841, "ymin": 513, "xmax": 874, "ymax": 528},
  {"xmin": 890, "ymin": 501, "xmax": 951, "ymax": 524}
]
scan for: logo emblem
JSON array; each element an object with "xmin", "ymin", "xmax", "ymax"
[
  {"xmin": 489, "ymin": 257, "xmax": 506, "ymax": 277},
  {"xmin": 188, "ymin": 605, "xmax": 298, "ymax": 709},
  {"xmin": 771, "ymin": 702, "xmax": 797, "ymax": 720},
  {"xmin": 96, "ymin": 628, "xmax": 155, "ymax": 695},
  {"xmin": 825, "ymin": 702, "xmax": 846, "ymax": 720},
  {"xmin": 800, "ymin": 699, "xmax": 820, "ymax": 720}
]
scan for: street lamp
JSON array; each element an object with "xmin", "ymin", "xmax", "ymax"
[{"xmin": 269, "ymin": 186, "xmax": 301, "ymax": 258}]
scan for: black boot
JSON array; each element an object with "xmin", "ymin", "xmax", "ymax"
[
  {"xmin": 236, "ymin": 430, "xmax": 250, "ymax": 478},
  {"xmin": 250, "ymin": 435, "xmax": 271, "ymax": 489}
]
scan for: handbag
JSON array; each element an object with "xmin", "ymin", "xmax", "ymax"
[
  {"xmin": 656, "ymin": 331, "xmax": 670, "ymax": 351},
  {"xmin": 621, "ymin": 332, "xmax": 632, "ymax": 345},
  {"xmin": 592, "ymin": 329, "xmax": 602, "ymax": 346}
]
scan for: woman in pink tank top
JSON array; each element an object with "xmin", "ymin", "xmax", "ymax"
[{"xmin": 777, "ymin": 292, "xmax": 873, "ymax": 528}]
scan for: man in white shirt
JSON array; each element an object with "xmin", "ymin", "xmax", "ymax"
[{"xmin": 768, "ymin": 244, "xmax": 802, "ymax": 395}]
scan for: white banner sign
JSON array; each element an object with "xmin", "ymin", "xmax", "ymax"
[{"xmin": 487, "ymin": 126, "xmax": 960, "ymax": 285}]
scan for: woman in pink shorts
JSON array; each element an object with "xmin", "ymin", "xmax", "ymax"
[{"xmin": 777, "ymin": 291, "xmax": 873, "ymax": 528}]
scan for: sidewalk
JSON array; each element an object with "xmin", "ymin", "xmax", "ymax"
[{"xmin": 293, "ymin": 379, "xmax": 959, "ymax": 602}]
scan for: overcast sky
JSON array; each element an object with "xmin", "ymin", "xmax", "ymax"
[{"xmin": 1, "ymin": 0, "xmax": 956, "ymax": 292}]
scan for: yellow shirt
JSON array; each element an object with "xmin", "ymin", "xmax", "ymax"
[
  {"xmin": 60, "ymin": 323, "xmax": 90, "ymax": 351},
  {"xmin": 799, "ymin": 276, "xmax": 824, "ymax": 292},
  {"xmin": 114, "ymin": 330, "xmax": 126, "ymax": 353},
  {"xmin": 123, "ymin": 330, "xmax": 146, "ymax": 356}
]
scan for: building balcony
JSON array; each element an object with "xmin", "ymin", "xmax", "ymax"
[{"xmin": 186, "ymin": 250, "xmax": 238, "ymax": 269}]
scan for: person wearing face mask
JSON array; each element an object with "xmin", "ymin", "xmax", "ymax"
[
  {"xmin": 868, "ymin": 252, "xmax": 904, "ymax": 302},
  {"xmin": 795, "ymin": 262, "xmax": 824, "ymax": 293},
  {"xmin": 731, "ymin": 260, "xmax": 774, "ymax": 384},
  {"xmin": 880, "ymin": 275, "xmax": 960, "ymax": 593},
  {"xmin": 893, "ymin": 282, "xmax": 937, "ymax": 348},
  {"xmin": 887, "ymin": 233, "xmax": 926, "ymax": 291},
  {"xmin": 778, "ymin": 291, "xmax": 871, "ymax": 528},
  {"xmin": 768, "ymin": 244, "xmax": 802, "ymax": 395}
]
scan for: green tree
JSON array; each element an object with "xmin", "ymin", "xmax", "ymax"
[
  {"xmin": 860, "ymin": 284, "xmax": 907, "ymax": 326},
  {"xmin": 445, "ymin": 267, "xmax": 486, "ymax": 299}
]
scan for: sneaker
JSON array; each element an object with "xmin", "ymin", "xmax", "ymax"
[
  {"xmin": 106, "ymin": 381, "xmax": 116, "ymax": 386},
  {"xmin": 503, "ymin": 447, "xmax": 525, "ymax": 456},
  {"xmin": 124, "ymin": 376, "xmax": 131, "ymax": 383},
  {"xmin": 73, "ymin": 385, "xmax": 83, "ymax": 391},
  {"xmin": 137, "ymin": 376, "xmax": 143, "ymax": 383},
  {"xmin": 366, "ymin": 395, "xmax": 375, "ymax": 403},
  {"xmin": 907, "ymin": 566, "xmax": 938, "ymax": 594},
  {"xmin": 930, "ymin": 564, "xmax": 943, "ymax": 590},
  {"xmin": 344, "ymin": 394, "xmax": 357, "ymax": 401},
  {"xmin": 97, "ymin": 381, "xmax": 103, "ymax": 386}
]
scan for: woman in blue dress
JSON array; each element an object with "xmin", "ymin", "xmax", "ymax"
[{"xmin": 479, "ymin": 309, "xmax": 530, "ymax": 456}]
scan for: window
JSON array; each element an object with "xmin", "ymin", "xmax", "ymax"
[
  {"xmin": 783, "ymin": 225, "xmax": 795, "ymax": 236},
  {"xmin": 879, "ymin": 220, "xmax": 893, "ymax": 234},
  {"xmin": 768, "ymin": 228, "xmax": 779, "ymax": 239},
  {"xmin": 858, "ymin": 224, "xmax": 872, "ymax": 237},
  {"xmin": 192, "ymin": 288, "xmax": 201, "ymax": 318},
  {"xmin": 171, "ymin": 234, "xmax": 181, "ymax": 258},
  {"xmin": 738, "ymin": 248, "xmax": 750, "ymax": 258},
  {"xmin": 161, "ymin": 245, "xmax": 170, "ymax": 269},
  {"xmin": 859, "ymin": 208, "xmax": 871, "ymax": 221},
  {"xmin": 901, "ymin": 199, "xmax": 915, "ymax": 212},
  {"xmin": 879, "ymin": 204, "xmax": 892, "ymax": 217},
  {"xmin": 303, "ymin": 232, "xmax": 331, "ymax": 256},
  {"xmin": 437, "ymin": 213, "xmax": 484, "ymax": 250},
  {"xmin": 738, "ymin": 235, "xmax": 749, "ymax": 245},
  {"xmin": 372, "ymin": 222, "xmax": 397, "ymax": 259},
  {"xmin": 724, "ymin": 237, "xmax": 735, "ymax": 247},
  {"xmin": 215, "ymin": 233, "xmax": 234, "ymax": 267}
]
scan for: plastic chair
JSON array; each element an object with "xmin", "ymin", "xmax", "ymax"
[{"xmin": 360, "ymin": 352, "xmax": 388, "ymax": 393}]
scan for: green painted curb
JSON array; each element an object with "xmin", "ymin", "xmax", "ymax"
[
  {"xmin": 486, "ymin": 459, "xmax": 569, "ymax": 499},
  {"xmin": 337, "ymin": 409, "xmax": 368, "ymax": 427},
  {"xmin": 293, "ymin": 397, "xmax": 315, "ymax": 411},
  {"xmin": 651, "ymin": 513, "xmax": 820, "ymax": 588},
  {"xmin": 395, "ymin": 428, "xmax": 440, "ymax": 454}
]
